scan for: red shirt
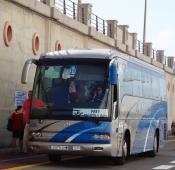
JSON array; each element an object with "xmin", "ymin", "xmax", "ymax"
[
  {"xmin": 12, "ymin": 112, "xmax": 24, "ymax": 131},
  {"xmin": 23, "ymin": 98, "xmax": 46, "ymax": 124},
  {"xmin": 23, "ymin": 98, "xmax": 30, "ymax": 124},
  {"xmin": 33, "ymin": 98, "xmax": 46, "ymax": 108}
]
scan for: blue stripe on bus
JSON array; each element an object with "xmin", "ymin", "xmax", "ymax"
[
  {"xmin": 50, "ymin": 121, "xmax": 111, "ymax": 144},
  {"xmin": 131, "ymin": 101, "xmax": 167, "ymax": 154}
]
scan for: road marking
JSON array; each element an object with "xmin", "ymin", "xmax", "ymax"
[
  {"xmin": 170, "ymin": 161, "xmax": 175, "ymax": 164},
  {"xmin": 152, "ymin": 165, "xmax": 175, "ymax": 169},
  {"xmin": 0, "ymin": 154, "xmax": 46, "ymax": 163},
  {"xmin": 4, "ymin": 161, "xmax": 49, "ymax": 170}
]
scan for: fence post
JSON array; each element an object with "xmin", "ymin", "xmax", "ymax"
[
  {"xmin": 130, "ymin": 33, "xmax": 137, "ymax": 49},
  {"xmin": 77, "ymin": 0, "xmax": 81, "ymax": 21},
  {"xmin": 156, "ymin": 50, "xmax": 164, "ymax": 64},
  {"xmin": 143, "ymin": 42, "xmax": 152, "ymax": 57},
  {"xmin": 73, "ymin": 2, "xmax": 76, "ymax": 19},
  {"xmin": 63, "ymin": 0, "xmax": 66, "ymax": 14},
  {"xmin": 107, "ymin": 20, "xmax": 118, "ymax": 39},
  {"xmin": 118, "ymin": 25, "xmax": 129, "ymax": 44},
  {"xmin": 95, "ymin": 15, "xmax": 98, "ymax": 31},
  {"xmin": 102, "ymin": 20, "xmax": 105, "ymax": 35},
  {"xmin": 167, "ymin": 57, "xmax": 174, "ymax": 68},
  {"xmin": 77, "ymin": 3, "xmax": 92, "ymax": 26},
  {"xmin": 137, "ymin": 40, "xmax": 141, "ymax": 52}
]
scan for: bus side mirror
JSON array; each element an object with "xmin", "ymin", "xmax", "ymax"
[
  {"xmin": 109, "ymin": 61, "xmax": 117, "ymax": 85},
  {"xmin": 21, "ymin": 58, "xmax": 37, "ymax": 84}
]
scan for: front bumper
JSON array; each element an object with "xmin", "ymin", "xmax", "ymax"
[{"xmin": 28, "ymin": 141, "xmax": 112, "ymax": 156}]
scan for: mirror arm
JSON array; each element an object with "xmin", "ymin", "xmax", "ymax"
[{"xmin": 21, "ymin": 58, "xmax": 37, "ymax": 84}]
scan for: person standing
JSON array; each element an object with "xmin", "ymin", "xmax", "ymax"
[
  {"xmin": 23, "ymin": 90, "xmax": 32, "ymax": 124},
  {"xmin": 23, "ymin": 90, "xmax": 32, "ymax": 153},
  {"xmin": 171, "ymin": 121, "xmax": 175, "ymax": 137},
  {"xmin": 12, "ymin": 106, "xmax": 24, "ymax": 152}
]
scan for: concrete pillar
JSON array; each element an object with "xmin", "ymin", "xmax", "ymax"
[
  {"xmin": 167, "ymin": 56, "xmax": 174, "ymax": 68},
  {"xmin": 77, "ymin": 0, "xmax": 82, "ymax": 21},
  {"xmin": 156, "ymin": 50, "xmax": 164, "ymax": 64},
  {"xmin": 130, "ymin": 33, "xmax": 137, "ymax": 49},
  {"xmin": 42, "ymin": 0, "xmax": 55, "ymax": 7},
  {"xmin": 107, "ymin": 20, "xmax": 118, "ymax": 39},
  {"xmin": 143, "ymin": 42, "xmax": 152, "ymax": 57},
  {"xmin": 77, "ymin": 3, "xmax": 92, "ymax": 26},
  {"xmin": 118, "ymin": 25, "xmax": 129, "ymax": 44}
]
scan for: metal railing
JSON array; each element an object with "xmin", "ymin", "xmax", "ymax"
[
  {"xmin": 152, "ymin": 49, "xmax": 157, "ymax": 60},
  {"xmin": 164, "ymin": 56, "xmax": 168, "ymax": 65},
  {"xmin": 52, "ymin": 0, "xmax": 168, "ymax": 66},
  {"xmin": 136, "ymin": 40, "xmax": 144, "ymax": 54},
  {"xmin": 91, "ymin": 13, "xmax": 107, "ymax": 35},
  {"xmin": 55, "ymin": 0, "xmax": 77, "ymax": 20}
]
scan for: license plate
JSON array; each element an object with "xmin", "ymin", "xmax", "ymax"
[
  {"xmin": 50, "ymin": 145, "xmax": 69, "ymax": 151},
  {"xmin": 72, "ymin": 145, "xmax": 81, "ymax": 151},
  {"xmin": 50, "ymin": 145, "xmax": 81, "ymax": 151}
]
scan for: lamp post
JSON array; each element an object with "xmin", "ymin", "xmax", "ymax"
[{"xmin": 143, "ymin": 0, "xmax": 147, "ymax": 44}]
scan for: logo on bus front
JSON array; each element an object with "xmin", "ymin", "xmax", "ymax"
[{"xmin": 72, "ymin": 108, "xmax": 108, "ymax": 118}]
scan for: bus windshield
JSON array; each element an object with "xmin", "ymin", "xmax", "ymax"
[{"xmin": 31, "ymin": 60, "xmax": 110, "ymax": 120}]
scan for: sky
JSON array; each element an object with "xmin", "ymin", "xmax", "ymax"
[{"xmin": 76, "ymin": 0, "xmax": 175, "ymax": 57}]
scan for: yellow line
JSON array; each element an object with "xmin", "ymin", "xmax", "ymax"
[{"xmin": 4, "ymin": 161, "xmax": 49, "ymax": 170}]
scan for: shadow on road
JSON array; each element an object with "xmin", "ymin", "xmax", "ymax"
[{"xmin": 46, "ymin": 154, "xmax": 154, "ymax": 168}]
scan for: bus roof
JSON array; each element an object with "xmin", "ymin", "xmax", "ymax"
[
  {"xmin": 40, "ymin": 49, "xmax": 116, "ymax": 60},
  {"xmin": 39, "ymin": 48, "xmax": 164, "ymax": 75}
]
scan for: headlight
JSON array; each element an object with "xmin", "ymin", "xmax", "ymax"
[
  {"xmin": 93, "ymin": 134, "xmax": 110, "ymax": 139},
  {"xmin": 31, "ymin": 132, "xmax": 42, "ymax": 137}
]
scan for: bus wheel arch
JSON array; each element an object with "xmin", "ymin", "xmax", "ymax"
[
  {"xmin": 155, "ymin": 128, "xmax": 160, "ymax": 152},
  {"xmin": 124, "ymin": 129, "xmax": 131, "ymax": 157},
  {"xmin": 153, "ymin": 128, "xmax": 159, "ymax": 154},
  {"xmin": 148, "ymin": 128, "xmax": 159, "ymax": 157}
]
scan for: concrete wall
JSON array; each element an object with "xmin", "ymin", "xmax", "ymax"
[
  {"xmin": 165, "ymin": 68, "xmax": 175, "ymax": 130},
  {"xmin": 0, "ymin": 0, "xmax": 175, "ymax": 146}
]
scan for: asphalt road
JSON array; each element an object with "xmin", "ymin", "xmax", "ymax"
[{"xmin": 0, "ymin": 140, "xmax": 175, "ymax": 170}]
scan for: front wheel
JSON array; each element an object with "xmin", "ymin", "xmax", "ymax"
[
  {"xmin": 48, "ymin": 154, "xmax": 61, "ymax": 163},
  {"xmin": 113, "ymin": 138, "xmax": 128, "ymax": 165}
]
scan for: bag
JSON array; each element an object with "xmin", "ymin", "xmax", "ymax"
[{"xmin": 6, "ymin": 117, "xmax": 13, "ymax": 131}]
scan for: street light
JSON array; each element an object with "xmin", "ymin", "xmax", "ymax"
[{"xmin": 143, "ymin": 0, "xmax": 147, "ymax": 43}]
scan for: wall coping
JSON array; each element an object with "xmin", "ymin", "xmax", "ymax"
[
  {"xmin": 8, "ymin": 0, "xmax": 175, "ymax": 75},
  {"xmin": 151, "ymin": 59, "xmax": 164, "ymax": 69},
  {"xmin": 88, "ymin": 27, "xmax": 115, "ymax": 47}
]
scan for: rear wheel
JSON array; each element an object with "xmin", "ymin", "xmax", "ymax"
[
  {"xmin": 48, "ymin": 154, "xmax": 61, "ymax": 163},
  {"xmin": 148, "ymin": 132, "xmax": 159, "ymax": 157}
]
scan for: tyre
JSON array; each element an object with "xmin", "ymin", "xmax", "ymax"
[
  {"xmin": 113, "ymin": 138, "xmax": 128, "ymax": 165},
  {"xmin": 48, "ymin": 154, "xmax": 61, "ymax": 163},
  {"xmin": 147, "ymin": 133, "xmax": 159, "ymax": 157}
]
